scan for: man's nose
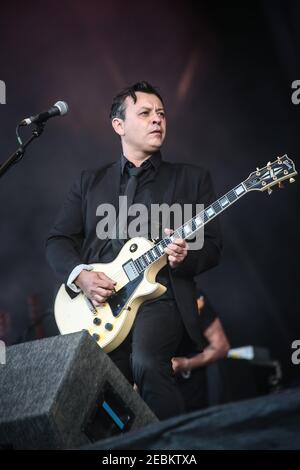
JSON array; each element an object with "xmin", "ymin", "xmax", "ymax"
[{"xmin": 151, "ymin": 112, "xmax": 162, "ymax": 124}]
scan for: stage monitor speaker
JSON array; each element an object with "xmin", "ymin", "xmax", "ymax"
[{"xmin": 0, "ymin": 331, "xmax": 158, "ymax": 449}]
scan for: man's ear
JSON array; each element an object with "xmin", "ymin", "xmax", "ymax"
[{"xmin": 111, "ymin": 118, "xmax": 125, "ymax": 136}]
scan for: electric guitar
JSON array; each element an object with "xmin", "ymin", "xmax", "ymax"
[{"xmin": 54, "ymin": 155, "xmax": 297, "ymax": 352}]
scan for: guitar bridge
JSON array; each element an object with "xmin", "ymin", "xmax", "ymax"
[{"xmin": 84, "ymin": 295, "xmax": 97, "ymax": 315}]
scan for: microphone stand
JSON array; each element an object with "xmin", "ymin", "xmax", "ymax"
[{"xmin": 0, "ymin": 122, "xmax": 45, "ymax": 179}]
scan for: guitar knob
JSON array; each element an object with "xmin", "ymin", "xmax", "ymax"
[
  {"xmin": 92, "ymin": 333, "xmax": 100, "ymax": 342},
  {"xmin": 130, "ymin": 243, "xmax": 138, "ymax": 253},
  {"xmin": 105, "ymin": 323, "xmax": 113, "ymax": 331},
  {"xmin": 93, "ymin": 317, "xmax": 101, "ymax": 326}
]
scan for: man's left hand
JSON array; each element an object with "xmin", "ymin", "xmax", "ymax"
[
  {"xmin": 171, "ymin": 356, "xmax": 191, "ymax": 374},
  {"xmin": 164, "ymin": 228, "xmax": 189, "ymax": 269}
]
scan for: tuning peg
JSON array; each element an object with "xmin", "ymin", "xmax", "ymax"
[
  {"xmin": 256, "ymin": 167, "xmax": 260, "ymax": 172},
  {"xmin": 267, "ymin": 161, "xmax": 272, "ymax": 167},
  {"xmin": 267, "ymin": 188, "xmax": 273, "ymax": 195},
  {"xmin": 278, "ymin": 182, "xmax": 284, "ymax": 189},
  {"xmin": 289, "ymin": 177, "xmax": 295, "ymax": 183}
]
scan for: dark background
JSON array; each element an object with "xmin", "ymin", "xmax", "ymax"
[{"xmin": 0, "ymin": 1, "xmax": 299, "ymax": 384}]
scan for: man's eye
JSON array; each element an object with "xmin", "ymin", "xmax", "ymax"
[{"xmin": 140, "ymin": 111, "xmax": 148, "ymax": 115}]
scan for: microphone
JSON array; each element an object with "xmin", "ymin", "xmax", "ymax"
[{"xmin": 20, "ymin": 101, "xmax": 69, "ymax": 126}]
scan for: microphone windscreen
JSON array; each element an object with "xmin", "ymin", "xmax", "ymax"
[{"xmin": 54, "ymin": 101, "xmax": 69, "ymax": 116}]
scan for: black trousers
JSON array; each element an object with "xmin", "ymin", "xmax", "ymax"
[
  {"xmin": 108, "ymin": 299, "xmax": 186, "ymax": 420},
  {"xmin": 176, "ymin": 367, "xmax": 208, "ymax": 412}
]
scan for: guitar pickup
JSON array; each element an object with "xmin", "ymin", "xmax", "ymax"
[{"xmin": 123, "ymin": 260, "xmax": 139, "ymax": 281}]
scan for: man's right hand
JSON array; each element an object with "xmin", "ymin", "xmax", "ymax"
[{"xmin": 75, "ymin": 270, "xmax": 116, "ymax": 306}]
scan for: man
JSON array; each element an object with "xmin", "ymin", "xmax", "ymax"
[
  {"xmin": 46, "ymin": 81, "xmax": 222, "ymax": 420},
  {"xmin": 172, "ymin": 289, "xmax": 230, "ymax": 411}
]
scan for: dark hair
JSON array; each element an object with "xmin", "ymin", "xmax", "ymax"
[{"xmin": 110, "ymin": 81, "xmax": 164, "ymax": 120}]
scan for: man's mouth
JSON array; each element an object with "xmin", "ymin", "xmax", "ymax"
[{"xmin": 150, "ymin": 129, "xmax": 162, "ymax": 135}]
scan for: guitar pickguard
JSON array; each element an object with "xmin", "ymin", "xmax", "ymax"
[{"xmin": 107, "ymin": 274, "xmax": 144, "ymax": 317}]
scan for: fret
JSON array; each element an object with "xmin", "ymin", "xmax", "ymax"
[
  {"xmin": 172, "ymin": 229, "xmax": 180, "ymax": 239},
  {"xmin": 212, "ymin": 200, "xmax": 222, "ymax": 213},
  {"xmin": 234, "ymin": 184, "xmax": 246, "ymax": 196},
  {"xmin": 203, "ymin": 212, "xmax": 209, "ymax": 223},
  {"xmin": 183, "ymin": 223, "xmax": 192, "ymax": 236},
  {"xmin": 175, "ymin": 227, "xmax": 184, "ymax": 239},
  {"xmin": 161, "ymin": 238, "xmax": 171, "ymax": 248},
  {"xmin": 157, "ymin": 244, "xmax": 164, "ymax": 255},
  {"xmin": 154, "ymin": 245, "xmax": 161, "ymax": 257},
  {"xmin": 205, "ymin": 206, "xmax": 216, "ymax": 218},
  {"xmin": 219, "ymin": 195, "xmax": 230, "ymax": 208},
  {"xmin": 160, "ymin": 240, "xmax": 166, "ymax": 249},
  {"xmin": 194, "ymin": 214, "xmax": 204, "ymax": 227},
  {"xmin": 227, "ymin": 190, "xmax": 237, "ymax": 203},
  {"xmin": 133, "ymin": 260, "xmax": 140, "ymax": 273},
  {"xmin": 135, "ymin": 259, "xmax": 143, "ymax": 272},
  {"xmin": 191, "ymin": 219, "xmax": 197, "ymax": 231}
]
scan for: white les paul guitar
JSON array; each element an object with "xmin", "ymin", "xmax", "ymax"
[{"xmin": 54, "ymin": 155, "xmax": 297, "ymax": 353}]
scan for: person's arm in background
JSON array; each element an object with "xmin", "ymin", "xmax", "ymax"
[{"xmin": 172, "ymin": 317, "xmax": 230, "ymax": 374}]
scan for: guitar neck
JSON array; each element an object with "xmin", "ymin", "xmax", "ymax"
[{"xmin": 133, "ymin": 180, "xmax": 249, "ymax": 274}]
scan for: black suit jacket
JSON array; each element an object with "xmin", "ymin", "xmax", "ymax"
[{"xmin": 46, "ymin": 158, "xmax": 222, "ymax": 349}]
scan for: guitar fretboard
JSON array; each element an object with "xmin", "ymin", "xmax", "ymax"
[{"xmin": 133, "ymin": 181, "xmax": 249, "ymax": 274}]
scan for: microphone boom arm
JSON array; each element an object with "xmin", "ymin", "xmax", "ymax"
[{"xmin": 0, "ymin": 122, "xmax": 45, "ymax": 180}]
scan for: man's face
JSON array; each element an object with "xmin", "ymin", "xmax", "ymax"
[{"xmin": 114, "ymin": 91, "xmax": 166, "ymax": 156}]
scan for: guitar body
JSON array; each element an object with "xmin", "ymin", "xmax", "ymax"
[{"xmin": 54, "ymin": 237, "xmax": 167, "ymax": 353}]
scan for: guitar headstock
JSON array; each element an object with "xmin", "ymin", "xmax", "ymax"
[{"xmin": 244, "ymin": 155, "xmax": 297, "ymax": 194}]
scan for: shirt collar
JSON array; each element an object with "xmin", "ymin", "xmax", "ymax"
[{"xmin": 121, "ymin": 151, "xmax": 162, "ymax": 175}]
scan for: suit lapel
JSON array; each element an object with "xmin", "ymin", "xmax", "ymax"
[
  {"xmin": 86, "ymin": 160, "xmax": 121, "ymax": 260},
  {"xmin": 95, "ymin": 160, "xmax": 121, "ymax": 209}
]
